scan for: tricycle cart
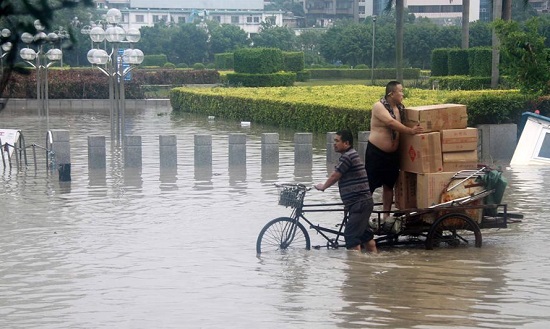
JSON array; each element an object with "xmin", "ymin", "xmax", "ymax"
[{"xmin": 256, "ymin": 168, "xmax": 523, "ymax": 254}]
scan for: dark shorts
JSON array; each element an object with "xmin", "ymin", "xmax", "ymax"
[
  {"xmin": 365, "ymin": 142, "xmax": 400, "ymax": 193},
  {"xmin": 345, "ymin": 198, "xmax": 374, "ymax": 249}
]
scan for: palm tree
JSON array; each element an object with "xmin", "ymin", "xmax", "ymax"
[{"xmin": 383, "ymin": 0, "xmax": 405, "ymax": 81}]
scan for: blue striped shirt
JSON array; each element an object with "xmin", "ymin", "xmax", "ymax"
[{"xmin": 335, "ymin": 148, "xmax": 372, "ymax": 206}]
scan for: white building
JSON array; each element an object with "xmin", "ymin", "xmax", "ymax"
[{"xmin": 94, "ymin": 0, "xmax": 285, "ymax": 37}]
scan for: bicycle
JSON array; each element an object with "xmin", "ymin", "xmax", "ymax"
[{"xmin": 256, "ymin": 183, "xmax": 352, "ymax": 254}]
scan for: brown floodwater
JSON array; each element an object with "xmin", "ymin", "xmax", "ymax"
[{"xmin": 0, "ymin": 106, "xmax": 548, "ymax": 328}]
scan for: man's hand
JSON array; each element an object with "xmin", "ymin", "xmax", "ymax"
[
  {"xmin": 410, "ymin": 124, "xmax": 424, "ymax": 135},
  {"xmin": 314, "ymin": 183, "xmax": 324, "ymax": 191}
]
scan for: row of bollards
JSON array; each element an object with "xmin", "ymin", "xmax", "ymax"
[{"xmin": 84, "ymin": 132, "xmax": 372, "ymax": 171}]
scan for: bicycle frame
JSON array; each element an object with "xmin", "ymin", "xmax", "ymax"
[{"xmin": 291, "ymin": 201, "xmax": 349, "ymax": 250}]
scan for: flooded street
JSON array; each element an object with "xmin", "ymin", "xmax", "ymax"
[{"xmin": 1, "ymin": 106, "xmax": 549, "ymax": 328}]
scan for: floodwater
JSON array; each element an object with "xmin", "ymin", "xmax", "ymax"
[{"xmin": 1, "ymin": 105, "xmax": 549, "ymax": 329}]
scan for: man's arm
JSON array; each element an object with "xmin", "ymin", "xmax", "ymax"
[
  {"xmin": 315, "ymin": 171, "xmax": 342, "ymax": 192},
  {"xmin": 372, "ymin": 102, "xmax": 423, "ymax": 135}
]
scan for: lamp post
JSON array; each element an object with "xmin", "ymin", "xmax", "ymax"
[
  {"xmin": 1, "ymin": 28, "xmax": 12, "ymax": 73},
  {"xmin": 371, "ymin": 15, "xmax": 377, "ymax": 86},
  {"xmin": 19, "ymin": 20, "xmax": 63, "ymax": 127},
  {"xmin": 86, "ymin": 8, "xmax": 144, "ymax": 145}
]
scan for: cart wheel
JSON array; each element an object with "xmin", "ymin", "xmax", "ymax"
[
  {"xmin": 256, "ymin": 217, "xmax": 311, "ymax": 254},
  {"xmin": 425, "ymin": 213, "xmax": 482, "ymax": 250}
]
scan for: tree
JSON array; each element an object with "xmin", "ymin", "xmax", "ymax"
[
  {"xmin": 209, "ymin": 24, "xmax": 249, "ymax": 56},
  {"xmin": 384, "ymin": 0, "xmax": 405, "ymax": 81},
  {"xmin": 252, "ymin": 24, "xmax": 296, "ymax": 51},
  {"xmin": 0, "ymin": 0, "xmax": 94, "ymax": 103},
  {"xmin": 493, "ymin": 18, "xmax": 550, "ymax": 95}
]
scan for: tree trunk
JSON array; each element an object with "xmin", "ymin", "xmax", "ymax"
[
  {"xmin": 502, "ymin": 0, "xmax": 512, "ymax": 21},
  {"xmin": 491, "ymin": 0, "xmax": 503, "ymax": 89},
  {"xmin": 396, "ymin": 0, "xmax": 404, "ymax": 81},
  {"xmin": 462, "ymin": 0, "xmax": 470, "ymax": 49}
]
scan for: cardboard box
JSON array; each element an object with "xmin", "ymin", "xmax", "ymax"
[
  {"xmin": 400, "ymin": 132, "xmax": 443, "ymax": 174},
  {"xmin": 404, "ymin": 104, "xmax": 468, "ymax": 132},
  {"xmin": 416, "ymin": 172, "xmax": 456, "ymax": 209},
  {"xmin": 442, "ymin": 150, "xmax": 478, "ymax": 163},
  {"xmin": 440, "ymin": 128, "xmax": 478, "ymax": 152},
  {"xmin": 395, "ymin": 171, "xmax": 457, "ymax": 210},
  {"xmin": 394, "ymin": 171, "xmax": 417, "ymax": 209},
  {"xmin": 442, "ymin": 161, "xmax": 479, "ymax": 172}
]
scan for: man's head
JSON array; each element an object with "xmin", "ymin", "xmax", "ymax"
[
  {"xmin": 334, "ymin": 129, "xmax": 354, "ymax": 153},
  {"xmin": 385, "ymin": 80, "xmax": 404, "ymax": 106}
]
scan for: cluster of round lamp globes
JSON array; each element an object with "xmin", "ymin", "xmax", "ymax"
[
  {"xmin": 5, "ymin": 8, "xmax": 143, "ymax": 68},
  {"xmin": 86, "ymin": 8, "xmax": 144, "ymax": 67}
]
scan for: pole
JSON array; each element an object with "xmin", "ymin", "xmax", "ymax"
[{"xmin": 371, "ymin": 16, "xmax": 376, "ymax": 85}]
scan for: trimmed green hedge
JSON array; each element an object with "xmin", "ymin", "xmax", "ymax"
[
  {"xmin": 308, "ymin": 68, "xmax": 421, "ymax": 80},
  {"xmin": 283, "ymin": 52, "xmax": 305, "ymax": 72},
  {"xmin": 170, "ymin": 88, "xmax": 371, "ymax": 132},
  {"xmin": 214, "ymin": 53, "xmax": 234, "ymax": 70},
  {"xmin": 226, "ymin": 72, "xmax": 296, "ymax": 87},
  {"xmin": 234, "ymin": 48, "xmax": 283, "ymax": 74}
]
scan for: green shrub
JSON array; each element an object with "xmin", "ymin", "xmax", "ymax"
[
  {"xmin": 192, "ymin": 63, "xmax": 206, "ymax": 70},
  {"xmin": 431, "ymin": 48, "xmax": 449, "ymax": 76},
  {"xmin": 176, "ymin": 63, "xmax": 188, "ymax": 69},
  {"xmin": 296, "ymin": 70, "xmax": 311, "ymax": 82},
  {"xmin": 163, "ymin": 62, "xmax": 176, "ymax": 69},
  {"xmin": 142, "ymin": 54, "xmax": 168, "ymax": 67},
  {"xmin": 354, "ymin": 64, "xmax": 369, "ymax": 69},
  {"xmin": 226, "ymin": 72, "xmax": 296, "ymax": 87},
  {"xmin": 214, "ymin": 53, "xmax": 234, "ymax": 70},
  {"xmin": 233, "ymin": 48, "xmax": 284, "ymax": 74},
  {"xmin": 283, "ymin": 52, "xmax": 305, "ymax": 72},
  {"xmin": 448, "ymin": 48, "xmax": 469, "ymax": 76},
  {"xmin": 469, "ymin": 47, "xmax": 491, "ymax": 77}
]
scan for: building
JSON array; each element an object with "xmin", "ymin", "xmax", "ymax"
[
  {"xmin": 405, "ymin": 0, "xmax": 480, "ymax": 25},
  {"xmin": 93, "ymin": 0, "xmax": 285, "ymax": 37}
]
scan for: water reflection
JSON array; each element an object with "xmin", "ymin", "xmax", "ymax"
[{"xmin": 1, "ymin": 108, "xmax": 550, "ymax": 328}]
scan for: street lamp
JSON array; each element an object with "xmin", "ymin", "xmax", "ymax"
[
  {"xmin": 86, "ymin": 8, "xmax": 144, "ymax": 145},
  {"xmin": 1, "ymin": 28, "xmax": 12, "ymax": 73},
  {"xmin": 19, "ymin": 20, "xmax": 63, "ymax": 126},
  {"xmin": 371, "ymin": 15, "xmax": 377, "ymax": 86}
]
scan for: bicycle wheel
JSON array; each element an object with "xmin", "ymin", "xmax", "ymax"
[
  {"xmin": 425, "ymin": 213, "xmax": 482, "ymax": 250},
  {"xmin": 256, "ymin": 217, "xmax": 311, "ymax": 254}
]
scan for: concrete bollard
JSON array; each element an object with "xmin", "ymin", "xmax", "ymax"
[
  {"xmin": 261, "ymin": 133, "xmax": 279, "ymax": 166},
  {"xmin": 294, "ymin": 132, "xmax": 312, "ymax": 165},
  {"xmin": 49, "ymin": 129, "xmax": 71, "ymax": 181},
  {"xmin": 358, "ymin": 131, "xmax": 370, "ymax": 164},
  {"xmin": 124, "ymin": 136, "xmax": 142, "ymax": 168},
  {"xmin": 229, "ymin": 133, "xmax": 247, "ymax": 166},
  {"xmin": 88, "ymin": 136, "xmax": 106, "ymax": 170},
  {"xmin": 326, "ymin": 132, "xmax": 338, "ymax": 167},
  {"xmin": 194, "ymin": 134, "xmax": 212, "ymax": 167},
  {"xmin": 159, "ymin": 135, "xmax": 177, "ymax": 168},
  {"xmin": 477, "ymin": 124, "xmax": 517, "ymax": 163}
]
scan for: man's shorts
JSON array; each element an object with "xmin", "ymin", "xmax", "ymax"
[{"xmin": 365, "ymin": 142, "xmax": 400, "ymax": 193}]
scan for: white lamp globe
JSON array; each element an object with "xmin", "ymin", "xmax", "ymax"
[
  {"xmin": 125, "ymin": 28, "xmax": 141, "ymax": 43},
  {"xmin": 132, "ymin": 49, "xmax": 144, "ymax": 64},
  {"xmin": 93, "ymin": 49, "xmax": 109, "ymax": 65},
  {"xmin": 122, "ymin": 48, "xmax": 133, "ymax": 63},
  {"xmin": 90, "ymin": 26, "xmax": 105, "ymax": 43},
  {"xmin": 47, "ymin": 32, "xmax": 59, "ymax": 42},
  {"xmin": 20, "ymin": 48, "xmax": 37, "ymax": 61},
  {"xmin": 46, "ymin": 48, "xmax": 62, "ymax": 61},
  {"xmin": 2, "ymin": 41, "xmax": 12, "ymax": 52},
  {"xmin": 34, "ymin": 20, "xmax": 45, "ymax": 31},
  {"xmin": 1, "ymin": 28, "xmax": 11, "ymax": 38},
  {"xmin": 105, "ymin": 26, "xmax": 125, "ymax": 43},
  {"xmin": 21, "ymin": 32, "xmax": 34, "ymax": 44},
  {"xmin": 34, "ymin": 31, "xmax": 47, "ymax": 42},
  {"xmin": 87, "ymin": 49, "xmax": 98, "ymax": 64},
  {"xmin": 105, "ymin": 8, "xmax": 122, "ymax": 24}
]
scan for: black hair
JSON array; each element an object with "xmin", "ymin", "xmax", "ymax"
[
  {"xmin": 336, "ymin": 129, "xmax": 353, "ymax": 147},
  {"xmin": 385, "ymin": 80, "xmax": 402, "ymax": 96}
]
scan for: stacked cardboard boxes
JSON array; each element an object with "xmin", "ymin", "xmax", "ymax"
[{"xmin": 394, "ymin": 104, "xmax": 480, "ymax": 210}]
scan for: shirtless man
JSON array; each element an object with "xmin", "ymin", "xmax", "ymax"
[{"xmin": 365, "ymin": 81, "xmax": 423, "ymax": 218}]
